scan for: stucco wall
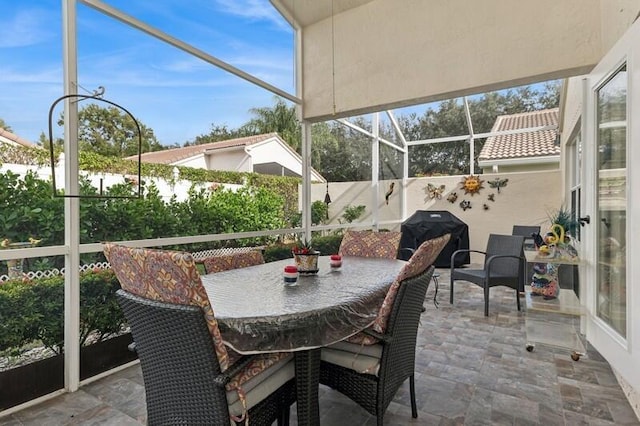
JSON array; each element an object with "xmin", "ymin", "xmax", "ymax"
[
  {"xmin": 207, "ymin": 150, "xmax": 251, "ymax": 173},
  {"xmin": 312, "ymin": 170, "xmax": 562, "ymax": 263}
]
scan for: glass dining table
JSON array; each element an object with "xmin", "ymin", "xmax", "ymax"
[{"xmin": 201, "ymin": 255, "xmax": 405, "ymax": 426}]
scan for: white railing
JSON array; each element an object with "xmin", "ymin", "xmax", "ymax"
[{"xmin": 0, "ymin": 261, "xmax": 111, "ymax": 283}]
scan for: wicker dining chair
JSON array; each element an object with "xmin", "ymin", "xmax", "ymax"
[
  {"xmin": 203, "ymin": 250, "xmax": 265, "ymax": 274},
  {"xmin": 449, "ymin": 234, "xmax": 526, "ymax": 316},
  {"xmin": 319, "ymin": 235, "xmax": 447, "ymax": 425},
  {"xmin": 104, "ymin": 243, "xmax": 296, "ymax": 426},
  {"xmin": 338, "ymin": 230, "xmax": 402, "ymax": 259}
]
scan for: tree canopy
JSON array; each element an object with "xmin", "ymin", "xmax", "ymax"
[{"xmin": 56, "ymin": 104, "xmax": 164, "ymax": 157}]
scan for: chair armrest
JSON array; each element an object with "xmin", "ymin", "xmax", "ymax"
[
  {"xmin": 485, "ymin": 254, "xmax": 526, "ymax": 279},
  {"xmin": 361, "ymin": 328, "xmax": 392, "ymax": 343},
  {"xmin": 450, "ymin": 249, "xmax": 486, "ymax": 266},
  {"xmin": 212, "ymin": 354, "xmax": 258, "ymax": 388}
]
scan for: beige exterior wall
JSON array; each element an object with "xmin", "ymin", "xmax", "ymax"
[
  {"xmin": 207, "ymin": 150, "xmax": 252, "ymax": 173},
  {"xmin": 312, "ymin": 170, "xmax": 561, "ymax": 263},
  {"xmin": 300, "ymin": 0, "xmax": 640, "ymax": 122}
]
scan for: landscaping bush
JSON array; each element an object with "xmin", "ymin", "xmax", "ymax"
[
  {"xmin": 0, "ymin": 269, "xmax": 125, "ymax": 355},
  {"xmin": 0, "ymin": 170, "xmax": 294, "ymax": 272}
]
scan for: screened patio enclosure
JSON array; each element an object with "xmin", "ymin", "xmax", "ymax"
[{"xmin": 2, "ymin": 0, "xmax": 639, "ymax": 417}]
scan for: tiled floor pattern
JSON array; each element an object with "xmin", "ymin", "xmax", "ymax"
[{"xmin": 1, "ymin": 268, "xmax": 639, "ymax": 425}]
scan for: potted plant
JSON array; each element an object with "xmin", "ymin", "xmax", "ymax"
[
  {"xmin": 292, "ymin": 237, "xmax": 320, "ymax": 273},
  {"xmin": 546, "ymin": 207, "xmax": 580, "ymax": 242}
]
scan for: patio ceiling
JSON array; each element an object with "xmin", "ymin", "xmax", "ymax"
[{"xmin": 271, "ymin": 0, "xmax": 640, "ymax": 122}]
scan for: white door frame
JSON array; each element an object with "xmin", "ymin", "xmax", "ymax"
[{"xmin": 583, "ymin": 17, "xmax": 640, "ymax": 401}]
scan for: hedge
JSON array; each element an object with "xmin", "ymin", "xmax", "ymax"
[{"xmin": 0, "ymin": 269, "xmax": 125, "ymax": 355}]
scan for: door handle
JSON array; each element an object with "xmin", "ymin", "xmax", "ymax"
[{"xmin": 579, "ymin": 215, "xmax": 591, "ymax": 226}]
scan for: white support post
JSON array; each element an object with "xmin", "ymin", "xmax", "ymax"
[
  {"xmin": 62, "ymin": 0, "xmax": 81, "ymax": 392},
  {"xmin": 371, "ymin": 113, "xmax": 380, "ymax": 229},
  {"xmin": 386, "ymin": 110, "xmax": 408, "ymax": 220},
  {"xmin": 463, "ymin": 97, "xmax": 475, "ymax": 175},
  {"xmin": 301, "ymin": 122, "xmax": 312, "ymax": 241}
]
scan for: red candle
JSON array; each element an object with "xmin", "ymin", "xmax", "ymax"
[{"xmin": 330, "ymin": 254, "xmax": 342, "ymax": 268}]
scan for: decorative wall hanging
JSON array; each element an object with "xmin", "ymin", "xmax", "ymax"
[
  {"xmin": 459, "ymin": 175, "xmax": 484, "ymax": 195},
  {"xmin": 447, "ymin": 192, "xmax": 458, "ymax": 203},
  {"xmin": 324, "ymin": 182, "xmax": 332, "ymax": 219},
  {"xmin": 488, "ymin": 177, "xmax": 509, "ymax": 193},
  {"xmin": 487, "ymin": 193, "xmax": 495, "ymax": 202},
  {"xmin": 385, "ymin": 182, "xmax": 395, "ymax": 205},
  {"xmin": 459, "ymin": 200, "xmax": 472, "ymax": 211},
  {"xmin": 425, "ymin": 183, "xmax": 446, "ymax": 200}
]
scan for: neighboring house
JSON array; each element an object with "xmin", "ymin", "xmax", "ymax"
[
  {"xmin": 478, "ymin": 108, "xmax": 560, "ymax": 173},
  {"xmin": 0, "ymin": 128, "xmax": 36, "ymax": 148},
  {"xmin": 129, "ymin": 133, "xmax": 325, "ymax": 182}
]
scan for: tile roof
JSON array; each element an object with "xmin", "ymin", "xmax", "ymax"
[
  {"xmin": 0, "ymin": 128, "xmax": 36, "ymax": 148},
  {"xmin": 128, "ymin": 133, "xmax": 280, "ymax": 164},
  {"xmin": 478, "ymin": 108, "xmax": 559, "ymax": 161}
]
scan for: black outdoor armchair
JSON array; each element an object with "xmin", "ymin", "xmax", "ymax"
[{"xmin": 449, "ymin": 234, "xmax": 525, "ymax": 316}]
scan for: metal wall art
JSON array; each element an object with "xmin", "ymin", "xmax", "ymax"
[
  {"xmin": 488, "ymin": 177, "xmax": 509, "ymax": 193},
  {"xmin": 385, "ymin": 182, "xmax": 395, "ymax": 205},
  {"xmin": 447, "ymin": 192, "xmax": 458, "ymax": 203},
  {"xmin": 459, "ymin": 175, "xmax": 484, "ymax": 195},
  {"xmin": 459, "ymin": 200, "xmax": 472, "ymax": 211},
  {"xmin": 425, "ymin": 183, "xmax": 446, "ymax": 200}
]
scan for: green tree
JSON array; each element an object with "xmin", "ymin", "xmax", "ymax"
[
  {"xmin": 188, "ymin": 124, "xmax": 250, "ymax": 146},
  {"xmin": 240, "ymin": 96, "xmax": 301, "ymax": 150},
  {"xmin": 58, "ymin": 104, "xmax": 164, "ymax": 157},
  {"xmin": 0, "ymin": 118, "xmax": 12, "ymax": 131}
]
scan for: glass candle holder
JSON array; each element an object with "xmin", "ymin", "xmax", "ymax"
[
  {"xmin": 330, "ymin": 254, "xmax": 342, "ymax": 269},
  {"xmin": 284, "ymin": 265, "xmax": 299, "ymax": 285}
]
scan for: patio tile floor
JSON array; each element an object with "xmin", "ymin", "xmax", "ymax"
[{"xmin": 1, "ymin": 268, "xmax": 638, "ymax": 425}]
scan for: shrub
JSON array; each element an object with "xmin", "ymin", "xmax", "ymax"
[{"xmin": 0, "ymin": 269, "xmax": 125, "ymax": 355}]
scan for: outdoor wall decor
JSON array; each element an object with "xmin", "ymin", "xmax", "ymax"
[
  {"xmin": 487, "ymin": 193, "xmax": 495, "ymax": 202},
  {"xmin": 483, "ymin": 204, "xmax": 489, "ymax": 210},
  {"xmin": 425, "ymin": 183, "xmax": 446, "ymax": 200},
  {"xmin": 459, "ymin": 175, "xmax": 484, "ymax": 195},
  {"xmin": 488, "ymin": 177, "xmax": 509, "ymax": 193},
  {"xmin": 385, "ymin": 182, "xmax": 395, "ymax": 205},
  {"xmin": 447, "ymin": 192, "xmax": 458, "ymax": 203},
  {"xmin": 459, "ymin": 200, "xmax": 472, "ymax": 211}
]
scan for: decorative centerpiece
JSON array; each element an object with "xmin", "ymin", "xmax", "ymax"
[{"xmin": 292, "ymin": 238, "xmax": 320, "ymax": 274}]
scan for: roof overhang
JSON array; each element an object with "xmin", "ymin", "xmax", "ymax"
[{"xmin": 478, "ymin": 155, "xmax": 561, "ymax": 168}]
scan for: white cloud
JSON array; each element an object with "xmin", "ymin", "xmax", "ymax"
[
  {"xmin": 213, "ymin": 0, "xmax": 291, "ymax": 31},
  {"xmin": 0, "ymin": 8, "xmax": 55, "ymax": 48}
]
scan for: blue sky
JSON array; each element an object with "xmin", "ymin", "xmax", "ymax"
[{"xmin": 1, "ymin": 0, "xmax": 295, "ymax": 146}]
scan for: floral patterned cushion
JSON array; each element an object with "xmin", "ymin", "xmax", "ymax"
[
  {"xmin": 203, "ymin": 251, "xmax": 265, "ymax": 274},
  {"xmin": 338, "ymin": 230, "xmax": 402, "ymax": 259},
  {"xmin": 103, "ymin": 243, "xmax": 233, "ymax": 371},
  {"xmin": 104, "ymin": 243, "xmax": 292, "ymax": 423},
  {"xmin": 347, "ymin": 233, "xmax": 451, "ymax": 345}
]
